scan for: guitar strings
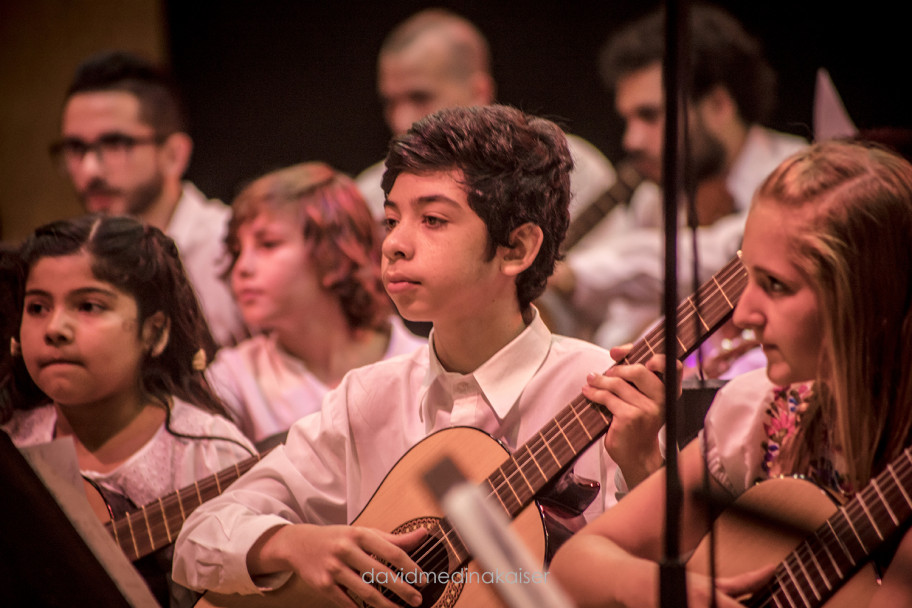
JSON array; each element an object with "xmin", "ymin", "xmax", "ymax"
[
  {"xmin": 401, "ymin": 257, "xmax": 746, "ymax": 561},
  {"xmin": 744, "ymin": 447, "xmax": 912, "ymax": 607},
  {"xmin": 775, "ymin": 452, "xmax": 912, "ymax": 605},
  {"xmin": 400, "ymin": 259, "xmax": 748, "ymax": 580},
  {"xmin": 374, "ymin": 258, "xmax": 748, "ymax": 602},
  {"xmin": 108, "ymin": 451, "xmax": 266, "ymax": 560},
  {"xmin": 478, "ymin": 256, "xmax": 747, "ymax": 520}
]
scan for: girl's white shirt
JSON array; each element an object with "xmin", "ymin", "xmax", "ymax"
[{"xmin": 3, "ymin": 398, "xmax": 255, "ymax": 508}]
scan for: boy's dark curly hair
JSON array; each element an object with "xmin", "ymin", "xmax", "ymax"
[{"xmin": 382, "ymin": 104, "xmax": 573, "ymax": 310}]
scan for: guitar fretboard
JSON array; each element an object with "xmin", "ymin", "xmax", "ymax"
[
  {"xmin": 105, "ymin": 450, "xmax": 265, "ymax": 561},
  {"xmin": 430, "ymin": 255, "xmax": 749, "ymax": 565},
  {"xmin": 751, "ymin": 447, "xmax": 912, "ymax": 607}
]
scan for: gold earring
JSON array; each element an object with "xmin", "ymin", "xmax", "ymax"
[{"xmin": 10, "ymin": 337, "xmax": 20, "ymax": 357}]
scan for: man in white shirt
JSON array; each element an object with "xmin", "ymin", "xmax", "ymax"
[
  {"xmin": 52, "ymin": 51, "xmax": 246, "ymax": 346},
  {"xmin": 548, "ymin": 5, "xmax": 807, "ymax": 349},
  {"xmin": 173, "ymin": 105, "xmax": 670, "ymax": 606}
]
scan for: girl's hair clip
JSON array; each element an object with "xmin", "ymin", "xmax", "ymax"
[{"xmin": 192, "ymin": 348, "xmax": 207, "ymax": 371}]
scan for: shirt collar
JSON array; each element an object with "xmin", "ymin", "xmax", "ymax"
[{"xmin": 421, "ymin": 308, "xmax": 552, "ymax": 419}]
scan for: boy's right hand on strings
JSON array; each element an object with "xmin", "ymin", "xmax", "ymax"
[{"xmin": 247, "ymin": 523, "xmax": 427, "ymax": 608}]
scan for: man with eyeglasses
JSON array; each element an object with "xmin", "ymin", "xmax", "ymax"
[{"xmin": 52, "ymin": 51, "xmax": 247, "ymax": 347}]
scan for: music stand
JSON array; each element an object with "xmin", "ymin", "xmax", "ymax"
[{"xmin": 0, "ymin": 431, "xmax": 158, "ymax": 607}]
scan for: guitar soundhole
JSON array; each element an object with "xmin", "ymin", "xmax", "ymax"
[{"xmin": 361, "ymin": 517, "xmax": 465, "ymax": 608}]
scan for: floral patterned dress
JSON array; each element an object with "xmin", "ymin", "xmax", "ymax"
[{"xmin": 759, "ymin": 382, "xmax": 853, "ymax": 499}]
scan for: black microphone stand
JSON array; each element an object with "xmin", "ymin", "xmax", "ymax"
[{"xmin": 660, "ymin": 0, "xmax": 690, "ymax": 605}]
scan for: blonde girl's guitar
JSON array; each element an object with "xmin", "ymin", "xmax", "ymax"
[
  {"xmin": 198, "ymin": 255, "xmax": 749, "ymax": 608},
  {"xmin": 689, "ymin": 446, "xmax": 912, "ymax": 606}
]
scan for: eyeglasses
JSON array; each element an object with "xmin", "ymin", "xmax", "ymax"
[{"xmin": 49, "ymin": 133, "xmax": 165, "ymax": 171}]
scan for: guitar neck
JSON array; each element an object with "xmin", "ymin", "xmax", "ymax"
[
  {"xmin": 753, "ymin": 448, "xmax": 912, "ymax": 607},
  {"xmin": 105, "ymin": 450, "xmax": 266, "ymax": 561},
  {"xmin": 484, "ymin": 254, "xmax": 748, "ymax": 521}
]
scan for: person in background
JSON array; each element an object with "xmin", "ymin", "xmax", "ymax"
[
  {"xmin": 549, "ymin": 3, "xmax": 807, "ymax": 352},
  {"xmin": 551, "ymin": 140, "xmax": 912, "ymax": 606},
  {"xmin": 2, "ymin": 214, "xmax": 255, "ymax": 607},
  {"xmin": 205, "ymin": 162, "xmax": 425, "ymax": 445},
  {"xmin": 356, "ymin": 8, "xmax": 615, "ymax": 222},
  {"xmin": 51, "ymin": 50, "xmax": 246, "ymax": 347}
]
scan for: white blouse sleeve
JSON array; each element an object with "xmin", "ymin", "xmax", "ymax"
[{"xmin": 700, "ymin": 369, "xmax": 776, "ymax": 497}]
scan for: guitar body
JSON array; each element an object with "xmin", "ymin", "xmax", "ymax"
[
  {"xmin": 688, "ymin": 477, "xmax": 879, "ymax": 606},
  {"xmin": 198, "ymin": 427, "xmax": 556, "ymax": 608}
]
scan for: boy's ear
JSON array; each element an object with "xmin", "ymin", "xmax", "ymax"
[
  {"xmin": 500, "ymin": 222, "xmax": 544, "ymax": 277},
  {"xmin": 142, "ymin": 311, "xmax": 171, "ymax": 358}
]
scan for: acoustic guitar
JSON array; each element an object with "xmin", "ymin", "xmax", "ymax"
[
  {"xmin": 86, "ymin": 449, "xmax": 268, "ymax": 561},
  {"xmin": 198, "ymin": 255, "xmax": 748, "ymax": 608},
  {"xmin": 689, "ymin": 446, "xmax": 912, "ymax": 606}
]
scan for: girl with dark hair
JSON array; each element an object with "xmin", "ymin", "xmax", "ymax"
[
  {"xmin": 2, "ymin": 214, "xmax": 255, "ymax": 607},
  {"xmin": 207, "ymin": 162, "xmax": 425, "ymax": 444}
]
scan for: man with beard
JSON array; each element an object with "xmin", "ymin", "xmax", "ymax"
[
  {"xmin": 52, "ymin": 51, "xmax": 246, "ymax": 346},
  {"xmin": 548, "ymin": 4, "xmax": 807, "ymax": 350}
]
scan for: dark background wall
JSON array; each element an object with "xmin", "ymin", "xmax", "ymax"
[
  {"xmin": 2, "ymin": 1, "xmax": 908, "ymax": 241},
  {"xmin": 164, "ymin": 0, "xmax": 911, "ymax": 204}
]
